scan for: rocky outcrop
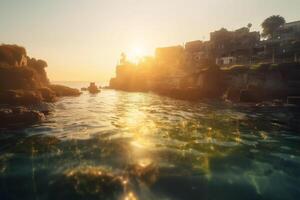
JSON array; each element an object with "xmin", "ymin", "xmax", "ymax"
[
  {"xmin": 27, "ymin": 58, "xmax": 50, "ymax": 86},
  {"xmin": 48, "ymin": 84, "xmax": 81, "ymax": 97},
  {"xmin": 0, "ymin": 44, "xmax": 81, "ymax": 128},
  {"xmin": 0, "ymin": 44, "xmax": 26, "ymax": 67},
  {"xmin": 0, "ymin": 66, "xmax": 43, "ymax": 90},
  {"xmin": 0, "ymin": 88, "xmax": 58, "ymax": 106},
  {"xmin": 38, "ymin": 87, "xmax": 56, "ymax": 102},
  {"xmin": 0, "ymin": 90, "xmax": 43, "ymax": 105},
  {"xmin": 109, "ymin": 61, "xmax": 300, "ymax": 103},
  {"xmin": 87, "ymin": 82, "xmax": 101, "ymax": 94},
  {"xmin": 224, "ymin": 63, "xmax": 300, "ymax": 103}
]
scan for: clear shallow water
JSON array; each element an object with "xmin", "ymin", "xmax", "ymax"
[{"xmin": 0, "ymin": 83, "xmax": 300, "ymax": 200}]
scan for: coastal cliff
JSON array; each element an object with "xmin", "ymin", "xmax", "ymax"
[
  {"xmin": 223, "ymin": 63, "xmax": 300, "ymax": 102},
  {"xmin": 109, "ymin": 17, "xmax": 300, "ymax": 103},
  {"xmin": 0, "ymin": 44, "xmax": 81, "ymax": 127},
  {"xmin": 109, "ymin": 59, "xmax": 300, "ymax": 103}
]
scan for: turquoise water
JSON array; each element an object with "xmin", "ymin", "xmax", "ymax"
[{"xmin": 0, "ymin": 83, "xmax": 300, "ymax": 200}]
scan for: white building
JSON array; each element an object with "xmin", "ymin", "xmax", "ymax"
[
  {"xmin": 276, "ymin": 21, "xmax": 300, "ymax": 41},
  {"xmin": 216, "ymin": 56, "xmax": 237, "ymax": 66}
]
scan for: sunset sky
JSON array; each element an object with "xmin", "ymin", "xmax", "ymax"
[{"xmin": 1, "ymin": 0, "xmax": 300, "ymax": 83}]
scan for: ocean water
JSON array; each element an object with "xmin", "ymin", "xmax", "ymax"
[{"xmin": 0, "ymin": 82, "xmax": 300, "ymax": 200}]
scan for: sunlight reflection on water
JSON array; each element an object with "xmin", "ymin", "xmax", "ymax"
[{"xmin": 0, "ymin": 87, "xmax": 300, "ymax": 200}]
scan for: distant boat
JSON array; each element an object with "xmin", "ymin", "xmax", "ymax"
[{"xmin": 87, "ymin": 82, "xmax": 101, "ymax": 94}]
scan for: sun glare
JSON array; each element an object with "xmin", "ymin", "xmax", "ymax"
[{"xmin": 127, "ymin": 47, "xmax": 145, "ymax": 63}]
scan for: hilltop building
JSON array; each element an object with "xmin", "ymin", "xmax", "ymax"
[
  {"xmin": 275, "ymin": 21, "xmax": 300, "ymax": 41},
  {"xmin": 184, "ymin": 40, "xmax": 211, "ymax": 68},
  {"xmin": 210, "ymin": 27, "xmax": 260, "ymax": 66},
  {"xmin": 152, "ymin": 21, "xmax": 300, "ymax": 69},
  {"xmin": 261, "ymin": 21, "xmax": 300, "ymax": 63},
  {"xmin": 155, "ymin": 45, "xmax": 184, "ymax": 67}
]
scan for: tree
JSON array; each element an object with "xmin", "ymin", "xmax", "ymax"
[
  {"xmin": 262, "ymin": 15, "xmax": 286, "ymax": 63},
  {"xmin": 261, "ymin": 15, "xmax": 286, "ymax": 39}
]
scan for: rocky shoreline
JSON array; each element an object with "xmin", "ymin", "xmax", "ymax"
[
  {"xmin": 0, "ymin": 44, "xmax": 81, "ymax": 127},
  {"xmin": 109, "ymin": 62, "xmax": 300, "ymax": 105},
  {"xmin": 0, "ymin": 86, "xmax": 81, "ymax": 127}
]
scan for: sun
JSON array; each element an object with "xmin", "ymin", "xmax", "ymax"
[{"xmin": 127, "ymin": 47, "xmax": 145, "ymax": 63}]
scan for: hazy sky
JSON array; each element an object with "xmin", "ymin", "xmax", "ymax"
[{"xmin": 1, "ymin": 0, "xmax": 300, "ymax": 83}]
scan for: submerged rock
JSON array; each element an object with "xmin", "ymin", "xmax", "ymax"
[
  {"xmin": 0, "ymin": 107, "xmax": 45, "ymax": 127},
  {"xmin": 13, "ymin": 135, "xmax": 60, "ymax": 154},
  {"xmin": 49, "ymin": 167, "xmax": 125, "ymax": 200},
  {"xmin": 128, "ymin": 159, "xmax": 159, "ymax": 186}
]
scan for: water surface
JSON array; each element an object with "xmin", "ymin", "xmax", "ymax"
[{"xmin": 0, "ymin": 83, "xmax": 300, "ymax": 200}]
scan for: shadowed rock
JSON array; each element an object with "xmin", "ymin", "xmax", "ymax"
[
  {"xmin": 38, "ymin": 87, "xmax": 56, "ymax": 102},
  {"xmin": 0, "ymin": 66, "xmax": 42, "ymax": 90},
  {"xmin": 0, "ymin": 44, "xmax": 81, "ymax": 128},
  {"xmin": 0, "ymin": 107, "xmax": 45, "ymax": 127},
  {"xmin": 0, "ymin": 90, "xmax": 43, "ymax": 105},
  {"xmin": 87, "ymin": 82, "xmax": 101, "ymax": 94},
  {"xmin": 49, "ymin": 84, "xmax": 81, "ymax": 97}
]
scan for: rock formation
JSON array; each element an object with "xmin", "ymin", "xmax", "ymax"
[
  {"xmin": 0, "ymin": 44, "xmax": 81, "ymax": 127},
  {"xmin": 87, "ymin": 82, "xmax": 101, "ymax": 94},
  {"xmin": 109, "ymin": 55, "xmax": 300, "ymax": 103},
  {"xmin": 0, "ymin": 107, "xmax": 45, "ymax": 127}
]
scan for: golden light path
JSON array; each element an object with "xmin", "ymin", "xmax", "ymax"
[{"xmin": 0, "ymin": 88, "xmax": 292, "ymax": 200}]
